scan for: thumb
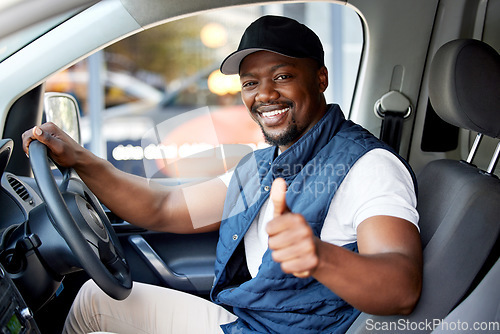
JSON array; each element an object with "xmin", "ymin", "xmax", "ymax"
[
  {"xmin": 22, "ymin": 126, "xmax": 43, "ymax": 157},
  {"xmin": 271, "ymin": 178, "xmax": 289, "ymax": 217},
  {"xmin": 33, "ymin": 126, "xmax": 43, "ymax": 139},
  {"xmin": 32, "ymin": 124, "xmax": 64, "ymax": 147},
  {"xmin": 28, "ymin": 124, "xmax": 66, "ymax": 159},
  {"xmin": 30, "ymin": 125, "xmax": 51, "ymax": 149}
]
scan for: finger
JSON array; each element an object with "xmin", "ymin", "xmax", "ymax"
[
  {"xmin": 31, "ymin": 123, "xmax": 65, "ymax": 151},
  {"xmin": 270, "ymin": 236, "xmax": 315, "ymax": 262},
  {"xmin": 293, "ymin": 270, "xmax": 311, "ymax": 278},
  {"xmin": 26, "ymin": 124, "xmax": 65, "ymax": 159},
  {"xmin": 279, "ymin": 253, "xmax": 318, "ymax": 278},
  {"xmin": 32, "ymin": 125, "xmax": 53, "ymax": 145},
  {"xmin": 22, "ymin": 125, "xmax": 47, "ymax": 157},
  {"xmin": 33, "ymin": 125, "xmax": 43, "ymax": 138},
  {"xmin": 271, "ymin": 178, "xmax": 289, "ymax": 218},
  {"xmin": 21, "ymin": 128, "xmax": 36, "ymax": 156}
]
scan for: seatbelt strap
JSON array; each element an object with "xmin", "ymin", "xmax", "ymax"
[
  {"xmin": 375, "ymin": 91, "xmax": 411, "ymax": 152},
  {"xmin": 380, "ymin": 111, "xmax": 404, "ymax": 151}
]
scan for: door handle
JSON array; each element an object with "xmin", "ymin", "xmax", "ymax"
[{"xmin": 128, "ymin": 235, "xmax": 197, "ymax": 291}]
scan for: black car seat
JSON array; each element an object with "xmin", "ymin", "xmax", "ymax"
[{"xmin": 347, "ymin": 39, "xmax": 500, "ymax": 333}]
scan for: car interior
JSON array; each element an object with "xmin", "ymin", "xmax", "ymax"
[
  {"xmin": 0, "ymin": 0, "xmax": 498, "ymax": 333},
  {"xmin": 348, "ymin": 37, "xmax": 500, "ymax": 334}
]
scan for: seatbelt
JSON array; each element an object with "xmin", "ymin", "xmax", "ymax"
[{"xmin": 375, "ymin": 91, "xmax": 411, "ymax": 152}]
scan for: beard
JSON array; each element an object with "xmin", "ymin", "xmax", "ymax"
[
  {"xmin": 252, "ymin": 101, "xmax": 305, "ymax": 147},
  {"xmin": 258, "ymin": 117, "xmax": 303, "ymax": 147}
]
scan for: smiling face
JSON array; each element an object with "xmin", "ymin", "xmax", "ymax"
[{"xmin": 239, "ymin": 51, "xmax": 329, "ymax": 151}]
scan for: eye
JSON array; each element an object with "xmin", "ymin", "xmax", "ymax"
[
  {"xmin": 275, "ymin": 74, "xmax": 292, "ymax": 81},
  {"xmin": 241, "ymin": 81, "xmax": 257, "ymax": 89}
]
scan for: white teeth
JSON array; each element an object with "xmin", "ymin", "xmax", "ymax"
[{"xmin": 261, "ymin": 108, "xmax": 289, "ymax": 118}]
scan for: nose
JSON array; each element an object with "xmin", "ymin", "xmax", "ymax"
[{"xmin": 255, "ymin": 81, "xmax": 279, "ymax": 103}]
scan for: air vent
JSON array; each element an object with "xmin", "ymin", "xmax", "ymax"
[{"xmin": 7, "ymin": 176, "xmax": 34, "ymax": 206}]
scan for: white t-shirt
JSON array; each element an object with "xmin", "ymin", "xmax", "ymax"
[{"xmin": 220, "ymin": 148, "xmax": 419, "ymax": 278}]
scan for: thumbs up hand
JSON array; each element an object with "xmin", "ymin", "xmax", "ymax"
[{"xmin": 266, "ymin": 178, "xmax": 320, "ymax": 278}]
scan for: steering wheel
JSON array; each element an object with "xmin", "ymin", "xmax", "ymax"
[{"xmin": 29, "ymin": 140, "xmax": 132, "ymax": 300}]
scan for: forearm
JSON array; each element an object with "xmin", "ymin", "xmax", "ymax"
[
  {"xmin": 71, "ymin": 148, "xmax": 223, "ymax": 233},
  {"xmin": 312, "ymin": 239, "xmax": 422, "ymax": 315},
  {"xmin": 71, "ymin": 150, "xmax": 172, "ymax": 230},
  {"xmin": 23, "ymin": 123, "xmax": 220, "ymax": 233}
]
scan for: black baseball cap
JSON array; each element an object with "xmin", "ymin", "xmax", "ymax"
[{"xmin": 220, "ymin": 15, "xmax": 325, "ymax": 75}]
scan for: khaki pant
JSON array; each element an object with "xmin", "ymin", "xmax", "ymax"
[{"xmin": 63, "ymin": 280, "xmax": 237, "ymax": 334}]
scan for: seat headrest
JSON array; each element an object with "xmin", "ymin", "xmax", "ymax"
[{"xmin": 429, "ymin": 39, "xmax": 500, "ymax": 138}]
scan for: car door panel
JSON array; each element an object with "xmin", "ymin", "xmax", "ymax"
[{"xmin": 114, "ymin": 222, "xmax": 219, "ymax": 296}]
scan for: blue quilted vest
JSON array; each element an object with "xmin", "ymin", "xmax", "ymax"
[{"xmin": 211, "ymin": 104, "xmax": 416, "ymax": 333}]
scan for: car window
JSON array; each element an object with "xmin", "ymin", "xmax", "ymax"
[{"xmin": 45, "ymin": 2, "xmax": 363, "ymax": 181}]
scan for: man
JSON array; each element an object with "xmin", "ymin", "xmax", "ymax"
[{"xmin": 23, "ymin": 15, "xmax": 422, "ymax": 334}]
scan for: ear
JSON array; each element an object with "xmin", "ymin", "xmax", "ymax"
[{"xmin": 318, "ymin": 66, "xmax": 329, "ymax": 93}]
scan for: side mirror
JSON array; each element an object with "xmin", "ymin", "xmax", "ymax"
[{"xmin": 43, "ymin": 92, "xmax": 81, "ymax": 145}]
